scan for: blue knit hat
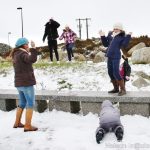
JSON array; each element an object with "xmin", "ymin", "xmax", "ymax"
[{"xmin": 15, "ymin": 38, "xmax": 29, "ymax": 48}]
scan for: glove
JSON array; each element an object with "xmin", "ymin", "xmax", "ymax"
[
  {"xmin": 42, "ymin": 38, "xmax": 45, "ymax": 43},
  {"xmin": 99, "ymin": 30, "xmax": 105, "ymax": 36},
  {"xmin": 128, "ymin": 32, "xmax": 132, "ymax": 35},
  {"xmin": 31, "ymin": 40, "xmax": 36, "ymax": 48},
  {"xmin": 125, "ymin": 76, "xmax": 130, "ymax": 81}
]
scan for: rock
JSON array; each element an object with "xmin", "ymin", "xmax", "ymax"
[
  {"xmin": 74, "ymin": 54, "xmax": 86, "ymax": 61},
  {"xmin": 132, "ymin": 77, "xmax": 150, "ymax": 88},
  {"xmin": 127, "ymin": 42, "xmax": 146, "ymax": 56},
  {"xmin": 93, "ymin": 51, "xmax": 105, "ymax": 63},
  {"xmin": 136, "ymin": 71, "xmax": 150, "ymax": 80},
  {"xmin": 131, "ymin": 47, "xmax": 150, "ymax": 64},
  {"xmin": 59, "ymin": 44, "xmax": 66, "ymax": 51},
  {"xmin": 0, "ymin": 43, "xmax": 11, "ymax": 56},
  {"xmin": 89, "ymin": 50, "xmax": 98, "ymax": 59},
  {"xmin": 58, "ymin": 50, "xmax": 68, "ymax": 61}
]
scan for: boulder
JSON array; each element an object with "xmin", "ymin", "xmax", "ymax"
[
  {"xmin": 93, "ymin": 51, "xmax": 105, "ymax": 63},
  {"xmin": 132, "ymin": 77, "xmax": 150, "ymax": 88},
  {"xmin": 136, "ymin": 71, "xmax": 150, "ymax": 80},
  {"xmin": 74, "ymin": 54, "xmax": 86, "ymax": 61},
  {"xmin": 0, "ymin": 43, "xmax": 11, "ymax": 56},
  {"xmin": 58, "ymin": 50, "xmax": 68, "ymax": 61},
  {"xmin": 127, "ymin": 42, "xmax": 146, "ymax": 56},
  {"xmin": 131, "ymin": 47, "xmax": 150, "ymax": 64}
]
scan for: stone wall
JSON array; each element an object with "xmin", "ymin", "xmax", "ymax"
[{"xmin": 0, "ymin": 90, "xmax": 150, "ymax": 116}]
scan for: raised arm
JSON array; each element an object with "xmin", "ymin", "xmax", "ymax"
[
  {"xmin": 99, "ymin": 30, "xmax": 109, "ymax": 47},
  {"xmin": 121, "ymin": 32, "xmax": 132, "ymax": 48}
]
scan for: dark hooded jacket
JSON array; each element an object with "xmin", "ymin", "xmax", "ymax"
[
  {"xmin": 101, "ymin": 31, "xmax": 131, "ymax": 59},
  {"xmin": 43, "ymin": 19, "xmax": 60, "ymax": 41},
  {"xmin": 122, "ymin": 56, "xmax": 131, "ymax": 79},
  {"xmin": 12, "ymin": 48, "xmax": 38, "ymax": 87}
]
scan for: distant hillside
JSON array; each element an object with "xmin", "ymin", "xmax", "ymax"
[
  {"xmin": 122, "ymin": 35, "xmax": 150, "ymax": 55},
  {"xmin": 1, "ymin": 35, "xmax": 150, "ymax": 58},
  {"xmin": 129, "ymin": 35, "xmax": 150, "ymax": 48}
]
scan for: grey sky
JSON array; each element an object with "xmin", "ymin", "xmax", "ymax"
[{"xmin": 0, "ymin": 0, "xmax": 150, "ymax": 47}]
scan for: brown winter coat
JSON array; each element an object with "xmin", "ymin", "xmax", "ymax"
[{"xmin": 12, "ymin": 48, "xmax": 38, "ymax": 87}]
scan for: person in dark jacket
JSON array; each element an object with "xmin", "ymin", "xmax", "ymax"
[
  {"xmin": 99, "ymin": 23, "xmax": 132, "ymax": 96},
  {"xmin": 10, "ymin": 38, "xmax": 39, "ymax": 132},
  {"xmin": 120, "ymin": 55, "xmax": 131, "ymax": 85},
  {"xmin": 95, "ymin": 100, "xmax": 124, "ymax": 143},
  {"xmin": 43, "ymin": 18, "xmax": 60, "ymax": 63}
]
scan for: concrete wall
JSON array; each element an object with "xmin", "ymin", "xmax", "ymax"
[{"xmin": 0, "ymin": 90, "xmax": 150, "ymax": 116}]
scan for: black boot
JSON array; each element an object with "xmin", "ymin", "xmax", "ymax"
[
  {"xmin": 108, "ymin": 80, "xmax": 119, "ymax": 93},
  {"xmin": 115, "ymin": 126, "xmax": 124, "ymax": 141},
  {"xmin": 96, "ymin": 129, "xmax": 104, "ymax": 144}
]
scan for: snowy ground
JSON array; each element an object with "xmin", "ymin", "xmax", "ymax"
[
  {"xmin": 0, "ymin": 61, "xmax": 150, "ymax": 91},
  {"xmin": 1, "ymin": 61, "xmax": 150, "ymax": 150},
  {"xmin": 0, "ymin": 110, "xmax": 150, "ymax": 150}
]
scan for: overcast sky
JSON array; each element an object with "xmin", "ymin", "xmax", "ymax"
[{"xmin": 0, "ymin": 0, "xmax": 150, "ymax": 47}]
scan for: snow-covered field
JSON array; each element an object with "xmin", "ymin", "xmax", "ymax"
[
  {"xmin": 0, "ymin": 61, "xmax": 150, "ymax": 91},
  {"xmin": 0, "ymin": 110, "xmax": 150, "ymax": 150},
  {"xmin": 1, "ymin": 61, "xmax": 150, "ymax": 150}
]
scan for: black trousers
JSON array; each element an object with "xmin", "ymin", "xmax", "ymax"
[{"xmin": 48, "ymin": 39, "xmax": 59, "ymax": 61}]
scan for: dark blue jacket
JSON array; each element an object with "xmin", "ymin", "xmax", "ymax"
[{"xmin": 101, "ymin": 32, "xmax": 131, "ymax": 59}]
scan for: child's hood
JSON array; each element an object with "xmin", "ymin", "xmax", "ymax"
[{"xmin": 101, "ymin": 100, "xmax": 113, "ymax": 108}]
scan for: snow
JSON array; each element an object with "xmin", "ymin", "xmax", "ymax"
[
  {"xmin": 1, "ymin": 61, "xmax": 150, "ymax": 150},
  {"xmin": 0, "ymin": 110, "xmax": 150, "ymax": 150},
  {"xmin": 1, "ymin": 61, "xmax": 150, "ymax": 91}
]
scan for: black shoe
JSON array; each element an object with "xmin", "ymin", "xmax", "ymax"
[
  {"xmin": 96, "ymin": 130, "xmax": 104, "ymax": 144},
  {"xmin": 108, "ymin": 89, "xmax": 119, "ymax": 93},
  {"xmin": 115, "ymin": 127, "xmax": 123, "ymax": 141}
]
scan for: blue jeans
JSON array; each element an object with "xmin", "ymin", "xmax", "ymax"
[
  {"xmin": 66, "ymin": 43, "xmax": 74, "ymax": 61},
  {"xmin": 107, "ymin": 58, "xmax": 122, "ymax": 80},
  {"xmin": 16, "ymin": 86, "xmax": 35, "ymax": 109}
]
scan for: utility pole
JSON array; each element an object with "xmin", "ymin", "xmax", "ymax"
[
  {"xmin": 76, "ymin": 18, "xmax": 91, "ymax": 39},
  {"xmin": 76, "ymin": 18, "xmax": 82, "ymax": 39},
  {"xmin": 85, "ymin": 18, "xmax": 91, "ymax": 39},
  {"xmin": 17, "ymin": 7, "xmax": 24, "ymax": 37},
  {"xmin": 8, "ymin": 32, "xmax": 11, "ymax": 50}
]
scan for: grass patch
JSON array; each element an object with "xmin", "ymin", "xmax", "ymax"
[
  {"xmin": 0, "ymin": 59, "xmax": 85, "ymax": 70},
  {"xmin": 33, "ymin": 61, "xmax": 51, "ymax": 69},
  {"xmin": 33, "ymin": 60, "xmax": 84, "ymax": 69},
  {"xmin": 0, "ymin": 61, "xmax": 12, "ymax": 69}
]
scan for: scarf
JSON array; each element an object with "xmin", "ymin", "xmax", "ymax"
[{"xmin": 112, "ymin": 31, "xmax": 121, "ymax": 37}]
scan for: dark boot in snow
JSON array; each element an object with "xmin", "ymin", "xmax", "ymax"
[
  {"xmin": 96, "ymin": 128, "xmax": 104, "ymax": 144},
  {"xmin": 115, "ymin": 126, "xmax": 124, "ymax": 141},
  {"xmin": 108, "ymin": 80, "xmax": 119, "ymax": 93}
]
